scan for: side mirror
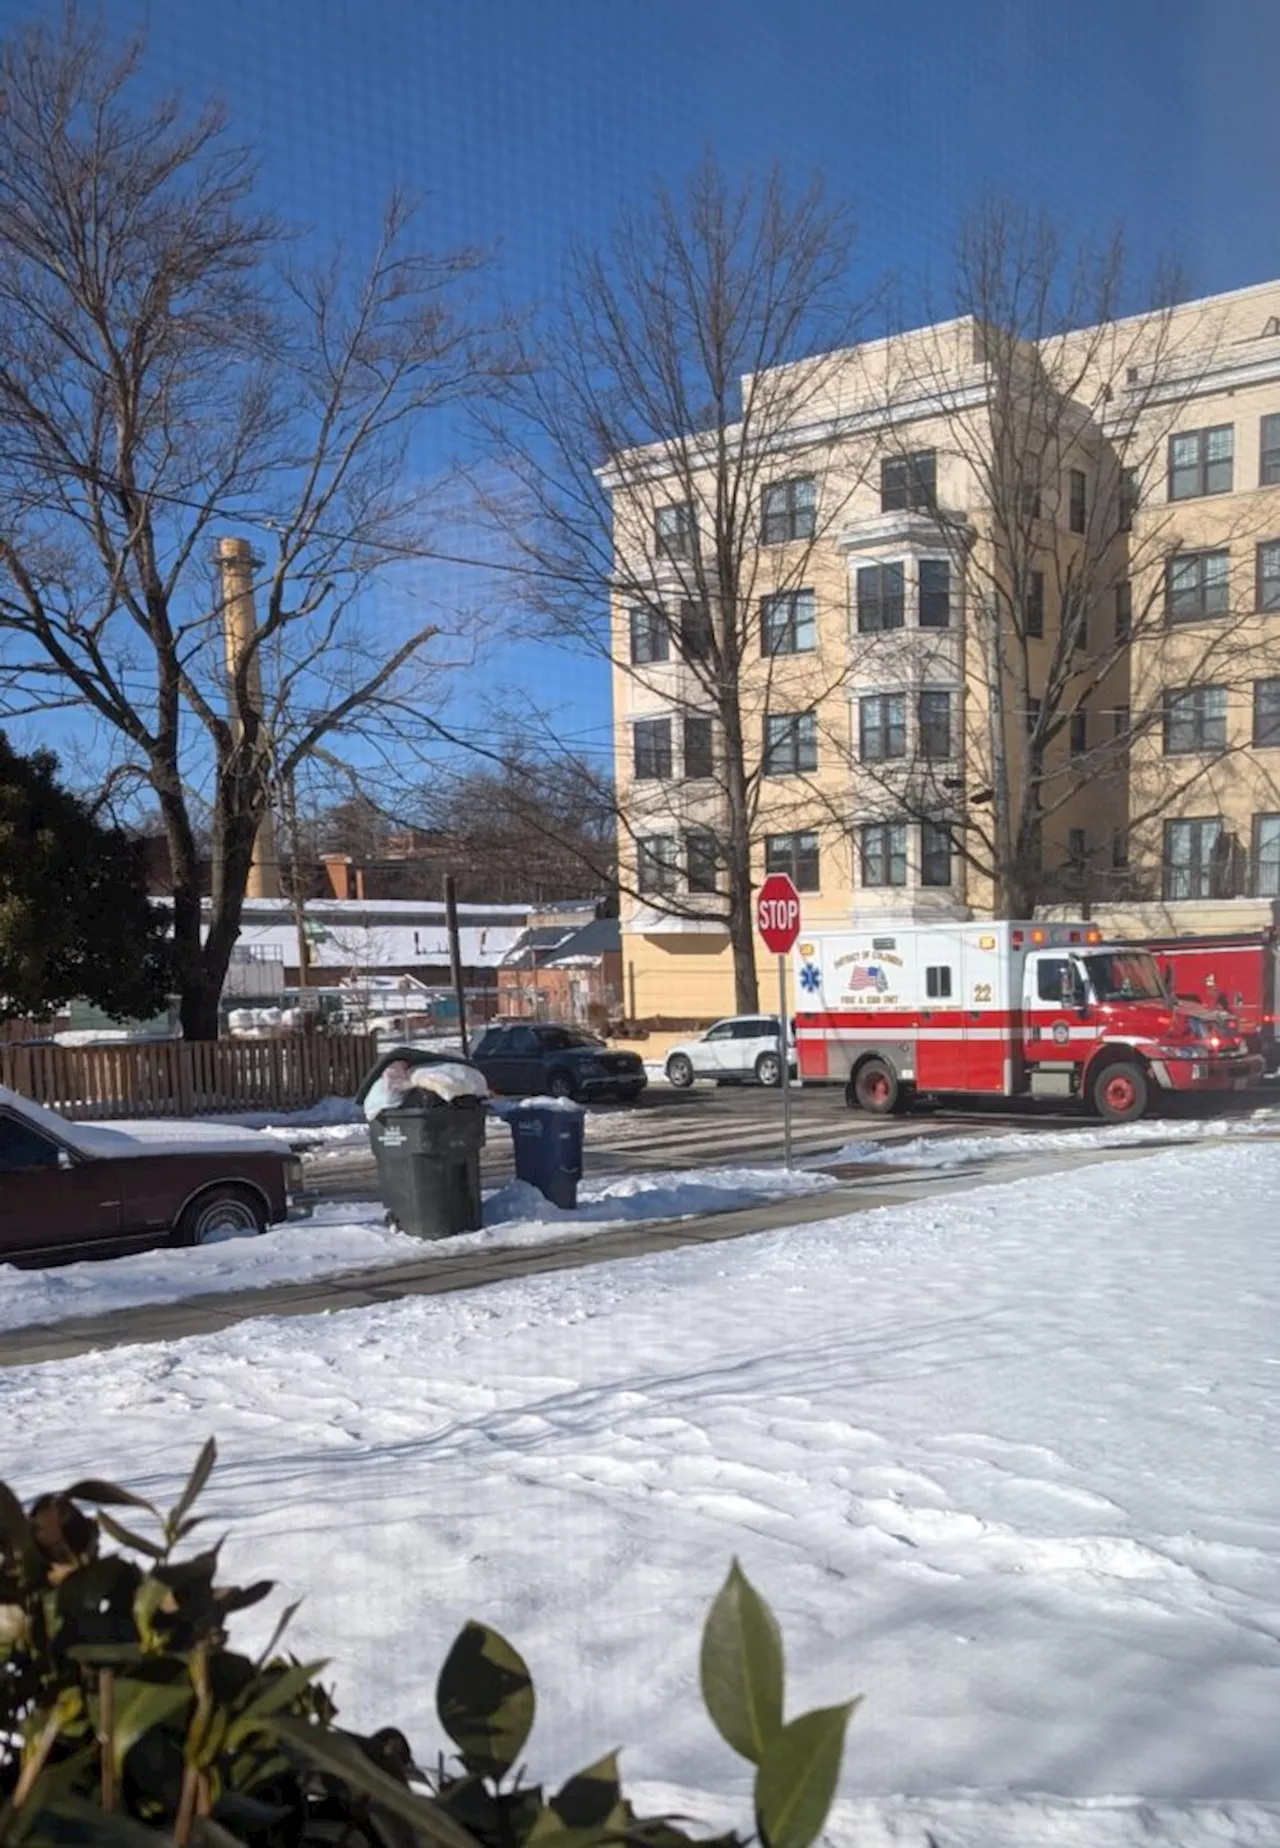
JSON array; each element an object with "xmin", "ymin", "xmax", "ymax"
[{"xmin": 57, "ymin": 1148, "xmax": 74, "ymax": 1171}]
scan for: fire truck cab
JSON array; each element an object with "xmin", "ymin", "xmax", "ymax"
[{"xmin": 793, "ymin": 920, "xmax": 1263, "ymax": 1122}]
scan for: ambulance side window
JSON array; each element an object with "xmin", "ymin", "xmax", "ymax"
[
  {"xmin": 1036, "ymin": 957, "xmax": 1078, "ymax": 1005},
  {"xmin": 925, "ymin": 965, "xmax": 952, "ymax": 999}
]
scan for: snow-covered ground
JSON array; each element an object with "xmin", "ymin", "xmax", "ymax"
[
  {"xmin": 0, "ymin": 1166, "xmax": 835, "ymax": 1333},
  {"xmin": 2, "ymin": 1140, "xmax": 1277, "ymax": 1844}
]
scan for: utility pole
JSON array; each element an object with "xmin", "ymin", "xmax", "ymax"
[
  {"xmin": 444, "ymin": 874, "xmax": 470, "ymax": 1058},
  {"xmin": 218, "ymin": 536, "xmax": 281, "ymax": 901},
  {"xmin": 280, "ymin": 772, "xmax": 311, "ymax": 1000}
]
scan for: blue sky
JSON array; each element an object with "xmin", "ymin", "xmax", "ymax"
[{"xmin": 15, "ymin": 0, "xmax": 1280, "ymax": 787}]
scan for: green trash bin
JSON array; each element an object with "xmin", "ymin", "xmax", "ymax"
[{"xmin": 370, "ymin": 1093, "xmax": 485, "ymax": 1238}]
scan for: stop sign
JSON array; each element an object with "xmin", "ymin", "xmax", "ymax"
[{"xmin": 756, "ymin": 872, "xmax": 802, "ymax": 955}]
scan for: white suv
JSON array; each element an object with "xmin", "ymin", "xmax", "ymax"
[{"xmin": 664, "ymin": 1016, "xmax": 794, "ymax": 1088}]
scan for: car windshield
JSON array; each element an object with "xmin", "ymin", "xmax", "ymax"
[
  {"xmin": 1082, "ymin": 952, "xmax": 1167, "ymax": 1002},
  {"xmin": 538, "ymin": 1027, "xmax": 605, "ymax": 1050}
]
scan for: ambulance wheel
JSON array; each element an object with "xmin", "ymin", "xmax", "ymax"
[
  {"xmin": 1091, "ymin": 1060, "xmax": 1149, "ymax": 1124},
  {"xmin": 851, "ymin": 1057, "xmax": 900, "ymax": 1116}
]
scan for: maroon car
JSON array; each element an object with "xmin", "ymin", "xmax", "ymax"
[{"xmin": 0, "ymin": 1086, "xmax": 305, "ymax": 1265}]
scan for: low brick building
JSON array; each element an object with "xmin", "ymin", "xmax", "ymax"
[{"xmin": 497, "ymin": 917, "xmax": 623, "ymax": 1026}]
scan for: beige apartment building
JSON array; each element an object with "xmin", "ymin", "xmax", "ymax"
[{"xmin": 607, "ymin": 279, "xmax": 1280, "ymax": 1020}]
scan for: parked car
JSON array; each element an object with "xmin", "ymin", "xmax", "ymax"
[
  {"xmin": 664, "ymin": 1016, "xmax": 796, "ymax": 1088},
  {"xmin": 0, "ymin": 1086, "xmax": 306, "ymax": 1265},
  {"xmin": 470, "ymin": 1023, "xmax": 647, "ymax": 1102}
]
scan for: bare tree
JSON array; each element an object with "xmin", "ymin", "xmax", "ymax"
[
  {"xmin": 481, "ymin": 158, "xmax": 874, "ymax": 1012},
  {"xmin": 0, "ymin": 13, "xmax": 499, "ymax": 1035},
  {"xmin": 830, "ymin": 204, "xmax": 1272, "ymax": 919}
]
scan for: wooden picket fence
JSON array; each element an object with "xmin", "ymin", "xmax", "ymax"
[{"xmin": 0, "ymin": 1034, "xmax": 379, "ymax": 1121}]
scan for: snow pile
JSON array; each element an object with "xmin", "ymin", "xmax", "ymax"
[
  {"xmin": 0, "ymin": 1203, "xmax": 409, "ymax": 1333},
  {"xmin": 219, "ymin": 1097, "xmax": 363, "ymax": 1133},
  {"xmin": 3, "ymin": 1140, "xmax": 1278, "ymax": 1845},
  {"xmin": 818, "ymin": 1105, "xmax": 1280, "ymax": 1172},
  {"xmin": 480, "ymin": 1163, "xmax": 836, "ymax": 1240}
]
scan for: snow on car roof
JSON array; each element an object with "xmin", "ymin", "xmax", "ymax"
[{"xmin": 0, "ymin": 1087, "xmax": 289, "ymax": 1158}]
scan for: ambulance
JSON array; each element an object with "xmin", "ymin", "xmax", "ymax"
[{"xmin": 792, "ymin": 919, "xmax": 1264, "ymax": 1122}]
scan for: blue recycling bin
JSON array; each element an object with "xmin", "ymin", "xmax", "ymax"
[{"xmin": 509, "ymin": 1102, "xmax": 585, "ymax": 1209}]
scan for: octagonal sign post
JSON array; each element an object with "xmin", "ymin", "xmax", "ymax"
[{"xmin": 755, "ymin": 873, "xmax": 802, "ymax": 1165}]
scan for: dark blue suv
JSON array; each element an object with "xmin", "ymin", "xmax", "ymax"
[{"xmin": 471, "ymin": 1023, "xmax": 647, "ymax": 1103}]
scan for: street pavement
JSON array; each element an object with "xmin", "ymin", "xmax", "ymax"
[{"xmin": 303, "ymin": 1078, "xmax": 1107, "ymax": 1203}]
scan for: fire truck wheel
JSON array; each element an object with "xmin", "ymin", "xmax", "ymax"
[
  {"xmin": 851, "ymin": 1056, "xmax": 900, "ymax": 1115},
  {"xmin": 1091, "ymin": 1059, "xmax": 1149, "ymax": 1123}
]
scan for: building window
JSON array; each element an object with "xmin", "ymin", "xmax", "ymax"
[
  {"xmin": 920, "ymin": 820, "xmax": 953, "ymax": 887},
  {"xmin": 633, "ymin": 717, "xmax": 673, "ymax": 780},
  {"xmin": 925, "ymin": 964, "xmax": 953, "ymax": 999},
  {"xmin": 918, "ymin": 689, "xmax": 952, "ymax": 759},
  {"xmin": 880, "ymin": 450, "xmax": 936, "ymax": 513},
  {"xmin": 765, "ymin": 830, "xmax": 820, "ymax": 893},
  {"xmin": 1119, "ymin": 468, "xmax": 1140, "ymax": 532},
  {"xmin": 1068, "ymin": 828, "xmax": 1087, "ymax": 870},
  {"xmin": 859, "ymin": 693, "xmax": 906, "ymax": 762},
  {"xmin": 1163, "ymin": 817, "xmax": 1222, "ymax": 900},
  {"xmin": 761, "ymin": 589, "xmax": 816, "ymax": 655},
  {"xmin": 1019, "ymin": 483, "xmax": 1042, "ymax": 521},
  {"xmin": 1168, "ymin": 425, "xmax": 1234, "ymax": 501},
  {"xmin": 637, "ymin": 835, "xmax": 680, "ymax": 896},
  {"xmin": 1070, "ymin": 708, "xmax": 1088, "ymax": 757},
  {"xmin": 1114, "ymin": 703, "xmax": 1131, "ymax": 742},
  {"xmin": 683, "ymin": 714, "xmax": 715, "ymax": 780},
  {"xmin": 1024, "ymin": 571, "xmax": 1045, "ymax": 638},
  {"xmin": 1115, "ymin": 580, "xmax": 1132, "ymax": 641},
  {"xmin": 1253, "ymin": 815, "xmax": 1280, "ymax": 897},
  {"xmin": 629, "ymin": 606, "xmax": 669, "ymax": 665},
  {"xmin": 1257, "ymin": 542, "xmax": 1280, "ymax": 612},
  {"xmin": 679, "ymin": 600, "xmax": 713, "ymax": 661},
  {"xmin": 1261, "ymin": 415, "xmax": 1280, "ymax": 486},
  {"xmin": 918, "ymin": 558, "xmax": 951, "ymax": 628},
  {"xmin": 856, "ymin": 562, "xmax": 904, "ymax": 633},
  {"xmin": 1167, "ymin": 550, "xmax": 1230, "ymax": 622},
  {"xmin": 761, "ymin": 477, "xmax": 816, "ymax": 545},
  {"xmin": 1164, "ymin": 685, "xmax": 1227, "ymax": 755},
  {"xmin": 1025, "ymin": 695, "xmax": 1041, "ymax": 735},
  {"xmin": 1069, "ymin": 468, "xmax": 1087, "ymax": 533},
  {"xmin": 655, "ymin": 501, "xmax": 697, "ymax": 560},
  {"xmin": 685, "ymin": 832, "xmax": 719, "ymax": 894},
  {"xmin": 1112, "ymin": 830, "xmax": 1130, "ymax": 870},
  {"xmin": 1254, "ymin": 677, "xmax": 1280, "ymax": 747},
  {"xmin": 763, "ymin": 711, "xmax": 818, "ymax": 775},
  {"xmin": 860, "ymin": 821, "xmax": 908, "ymax": 887}
]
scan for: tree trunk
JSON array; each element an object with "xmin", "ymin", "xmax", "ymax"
[{"xmin": 719, "ymin": 688, "xmax": 759, "ymax": 1015}]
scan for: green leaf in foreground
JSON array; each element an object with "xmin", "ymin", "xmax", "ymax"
[
  {"xmin": 436, "ymin": 1621, "xmax": 535, "ymax": 1781},
  {"xmin": 754, "ymin": 1701, "xmax": 859, "ymax": 1848},
  {"xmin": 699, "ymin": 1561, "xmax": 784, "ymax": 1765}
]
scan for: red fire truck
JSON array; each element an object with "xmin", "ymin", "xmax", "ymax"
[
  {"xmin": 1131, "ymin": 929, "xmax": 1280, "ymax": 1073},
  {"xmin": 792, "ymin": 919, "xmax": 1263, "ymax": 1121}
]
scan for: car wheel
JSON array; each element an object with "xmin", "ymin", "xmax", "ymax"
[
  {"xmin": 851, "ymin": 1057, "xmax": 900, "ymax": 1115},
  {"xmin": 755, "ymin": 1050, "xmax": 782, "ymax": 1087},
  {"xmin": 547, "ymin": 1070, "xmax": 578, "ymax": 1101},
  {"xmin": 1091, "ymin": 1059, "xmax": 1149, "ymax": 1123},
  {"xmin": 665, "ymin": 1053, "xmax": 695, "ymax": 1088},
  {"xmin": 175, "ymin": 1185, "xmax": 267, "ymax": 1248}
]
